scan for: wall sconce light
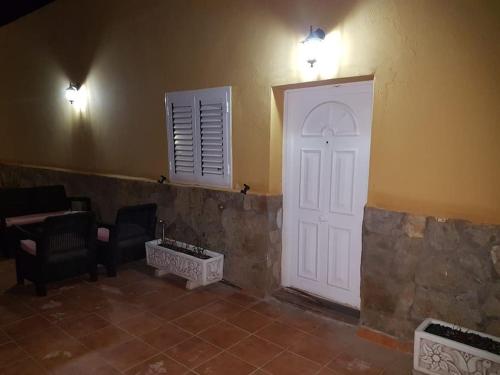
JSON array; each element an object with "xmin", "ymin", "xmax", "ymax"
[
  {"xmin": 65, "ymin": 83, "xmax": 79, "ymax": 104},
  {"xmin": 302, "ymin": 26, "xmax": 326, "ymax": 67}
]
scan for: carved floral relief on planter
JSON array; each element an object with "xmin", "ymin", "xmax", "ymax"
[{"xmin": 414, "ymin": 319, "xmax": 500, "ymax": 375}]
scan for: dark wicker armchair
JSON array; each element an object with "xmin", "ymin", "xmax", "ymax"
[
  {"xmin": 97, "ymin": 203, "xmax": 157, "ymax": 276},
  {"xmin": 15, "ymin": 212, "xmax": 98, "ymax": 296}
]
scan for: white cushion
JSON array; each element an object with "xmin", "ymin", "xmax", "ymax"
[
  {"xmin": 20, "ymin": 239, "xmax": 36, "ymax": 255},
  {"xmin": 5, "ymin": 211, "xmax": 79, "ymax": 227},
  {"xmin": 97, "ymin": 227, "xmax": 110, "ymax": 242}
]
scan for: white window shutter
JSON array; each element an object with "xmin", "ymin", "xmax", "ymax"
[
  {"xmin": 195, "ymin": 87, "xmax": 232, "ymax": 188},
  {"xmin": 166, "ymin": 91, "xmax": 198, "ymax": 184},
  {"xmin": 166, "ymin": 86, "xmax": 231, "ymax": 188}
]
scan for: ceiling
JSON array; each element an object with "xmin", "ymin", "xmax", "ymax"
[{"xmin": 0, "ymin": 0, "xmax": 55, "ymax": 27}]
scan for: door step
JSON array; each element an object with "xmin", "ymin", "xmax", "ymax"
[{"xmin": 272, "ymin": 287, "xmax": 360, "ymax": 325}]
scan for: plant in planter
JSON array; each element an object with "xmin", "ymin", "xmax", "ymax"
[{"xmin": 414, "ymin": 318, "xmax": 500, "ymax": 375}]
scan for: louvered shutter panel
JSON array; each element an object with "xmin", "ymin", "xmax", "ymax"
[
  {"xmin": 166, "ymin": 92, "xmax": 198, "ymax": 184},
  {"xmin": 166, "ymin": 87, "xmax": 231, "ymax": 188},
  {"xmin": 195, "ymin": 87, "xmax": 231, "ymax": 187}
]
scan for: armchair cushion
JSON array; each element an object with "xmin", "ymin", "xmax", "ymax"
[
  {"xmin": 20, "ymin": 239, "xmax": 36, "ymax": 255},
  {"xmin": 97, "ymin": 227, "xmax": 110, "ymax": 242},
  {"xmin": 5, "ymin": 211, "xmax": 69, "ymax": 227}
]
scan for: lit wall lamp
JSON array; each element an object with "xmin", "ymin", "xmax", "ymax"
[
  {"xmin": 65, "ymin": 83, "xmax": 80, "ymax": 104},
  {"xmin": 302, "ymin": 26, "xmax": 326, "ymax": 67}
]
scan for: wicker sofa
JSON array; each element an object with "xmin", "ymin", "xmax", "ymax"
[{"xmin": 0, "ymin": 185, "xmax": 91, "ymax": 257}]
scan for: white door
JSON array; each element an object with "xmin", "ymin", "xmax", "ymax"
[{"xmin": 282, "ymin": 81, "xmax": 374, "ymax": 309}]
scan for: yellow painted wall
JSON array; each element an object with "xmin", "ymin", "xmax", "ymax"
[{"xmin": 0, "ymin": 0, "xmax": 499, "ymax": 223}]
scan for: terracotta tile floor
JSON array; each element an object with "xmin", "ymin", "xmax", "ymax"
[{"xmin": 0, "ymin": 259, "xmax": 413, "ymax": 374}]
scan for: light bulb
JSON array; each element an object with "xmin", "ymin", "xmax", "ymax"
[{"xmin": 65, "ymin": 84, "xmax": 78, "ymax": 103}]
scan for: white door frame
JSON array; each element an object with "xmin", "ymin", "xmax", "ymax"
[{"xmin": 281, "ymin": 80, "xmax": 374, "ymax": 305}]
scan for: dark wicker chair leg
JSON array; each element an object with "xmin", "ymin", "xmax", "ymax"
[
  {"xmin": 107, "ymin": 265, "xmax": 117, "ymax": 277},
  {"xmin": 15, "ymin": 258, "xmax": 24, "ymax": 285},
  {"xmin": 35, "ymin": 283, "xmax": 47, "ymax": 297},
  {"xmin": 89, "ymin": 265, "xmax": 98, "ymax": 282}
]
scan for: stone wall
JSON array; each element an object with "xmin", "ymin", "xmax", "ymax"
[
  {"xmin": 361, "ymin": 207, "xmax": 500, "ymax": 339},
  {"xmin": 0, "ymin": 163, "xmax": 282, "ymax": 295}
]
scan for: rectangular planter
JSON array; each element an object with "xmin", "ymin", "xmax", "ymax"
[
  {"xmin": 414, "ymin": 318, "xmax": 500, "ymax": 375},
  {"xmin": 145, "ymin": 239, "xmax": 224, "ymax": 289}
]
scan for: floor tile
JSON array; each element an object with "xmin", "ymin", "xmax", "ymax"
[
  {"xmin": 342, "ymin": 338, "xmax": 398, "ymax": 368},
  {"xmin": 1, "ymin": 357, "xmax": 48, "ymax": 374},
  {"xmin": 99, "ymin": 269, "xmax": 146, "ymax": 287},
  {"xmin": 288, "ymin": 331, "xmax": 343, "ymax": 365},
  {"xmin": 99, "ymin": 338, "xmax": 159, "ymax": 371},
  {"xmin": 381, "ymin": 352, "xmax": 413, "ymax": 375},
  {"xmin": 317, "ymin": 366, "xmax": 339, "ymax": 374},
  {"xmin": 165, "ymin": 336, "xmax": 221, "ymax": 369},
  {"xmin": 124, "ymin": 354, "xmax": 189, "ymax": 375},
  {"xmin": 3, "ymin": 314, "xmax": 52, "ymax": 339},
  {"xmin": 117, "ymin": 311, "xmax": 164, "ymax": 336},
  {"xmin": 204, "ymin": 282, "xmax": 238, "ymax": 298},
  {"xmin": 228, "ymin": 335, "xmax": 283, "ymax": 367},
  {"xmin": 224, "ymin": 292, "xmax": 258, "ymax": 307},
  {"xmin": 198, "ymin": 321, "xmax": 249, "ymax": 348},
  {"xmin": 16, "ymin": 326, "xmax": 72, "ymax": 357},
  {"xmin": 0, "ymin": 302, "xmax": 34, "ymax": 326},
  {"xmin": 51, "ymin": 352, "xmax": 121, "ymax": 375},
  {"xmin": 229, "ymin": 309, "xmax": 273, "ymax": 332},
  {"xmin": 202, "ymin": 299, "xmax": 245, "ymax": 320},
  {"xmin": 278, "ymin": 307, "xmax": 324, "ymax": 333},
  {"xmin": 328, "ymin": 352, "xmax": 383, "ymax": 375},
  {"xmin": 140, "ymin": 323, "xmax": 192, "ymax": 350},
  {"xmin": 78, "ymin": 325, "xmax": 133, "ymax": 351},
  {"xmin": 311, "ymin": 321, "xmax": 358, "ymax": 346},
  {"xmin": 250, "ymin": 300, "xmax": 286, "ymax": 319},
  {"xmin": 33, "ymin": 337, "xmax": 90, "ymax": 371},
  {"xmin": 255, "ymin": 321, "xmax": 303, "ymax": 348},
  {"xmin": 29, "ymin": 296, "xmax": 82, "ymax": 322},
  {"xmin": 179, "ymin": 290, "xmax": 219, "ymax": 310},
  {"xmin": 173, "ymin": 311, "xmax": 221, "ymax": 334},
  {"xmin": 0, "ymin": 330, "xmax": 12, "ymax": 345},
  {"xmin": 194, "ymin": 352, "xmax": 256, "ymax": 374},
  {"xmin": 57, "ymin": 313, "xmax": 110, "ymax": 338},
  {"xmin": 95, "ymin": 301, "xmax": 143, "ymax": 323},
  {"xmin": 150, "ymin": 297, "xmax": 201, "ymax": 321},
  {"xmin": 127, "ymin": 289, "xmax": 169, "ymax": 309},
  {"xmin": 0, "ymin": 342, "xmax": 27, "ymax": 369},
  {"xmin": 131, "ymin": 278, "xmax": 187, "ymax": 298},
  {"xmin": 263, "ymin": 351, "xmax": 321, "ymax": 375}
]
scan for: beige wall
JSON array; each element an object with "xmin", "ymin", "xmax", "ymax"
[{"xmin": 0, "ymin": 0, "xmax": 499, "ymax": 223}]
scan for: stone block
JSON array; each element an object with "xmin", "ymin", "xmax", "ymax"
[
  {"xmin": 364, "ymin": 207, "xmax": 404, "ymax": 236},
  {"xmin": 485, "ymin": 320, "xmax": 500, "ymax": 336},
  {"xmin": 411, "ymin": 286, "xmax": 482, "ymax": 329},
  {"xmin": 424, "ymin": 218, "xmax": 460, "ymax": 252},
  {"xmin": 415, "ymin": 254, "xmax": 480, "ymax": 294},
  {"xmin": 403, "ymin": 214, "xmax": 426, "ymax": 238},
  {"xmin": 491, "ymin": 245, "xmax": 500, "ymax": 276}
]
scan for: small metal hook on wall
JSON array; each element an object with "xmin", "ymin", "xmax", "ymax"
[{"xmin": 240, "ymin": 184, "xmax": 250, "ymax": 195}]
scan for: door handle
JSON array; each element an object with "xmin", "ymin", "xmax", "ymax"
[{"xmin": 319, "ymin": 215, "xmax": 328, "ymax": 222}]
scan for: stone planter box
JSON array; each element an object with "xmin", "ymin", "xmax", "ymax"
[
  {"xmin": 414, "ymin": 318, "xmax": 500, "ymax": 375},
  {"xmin": 145, "ymin": 239, "xmax": 224, "ymax": 289}
]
